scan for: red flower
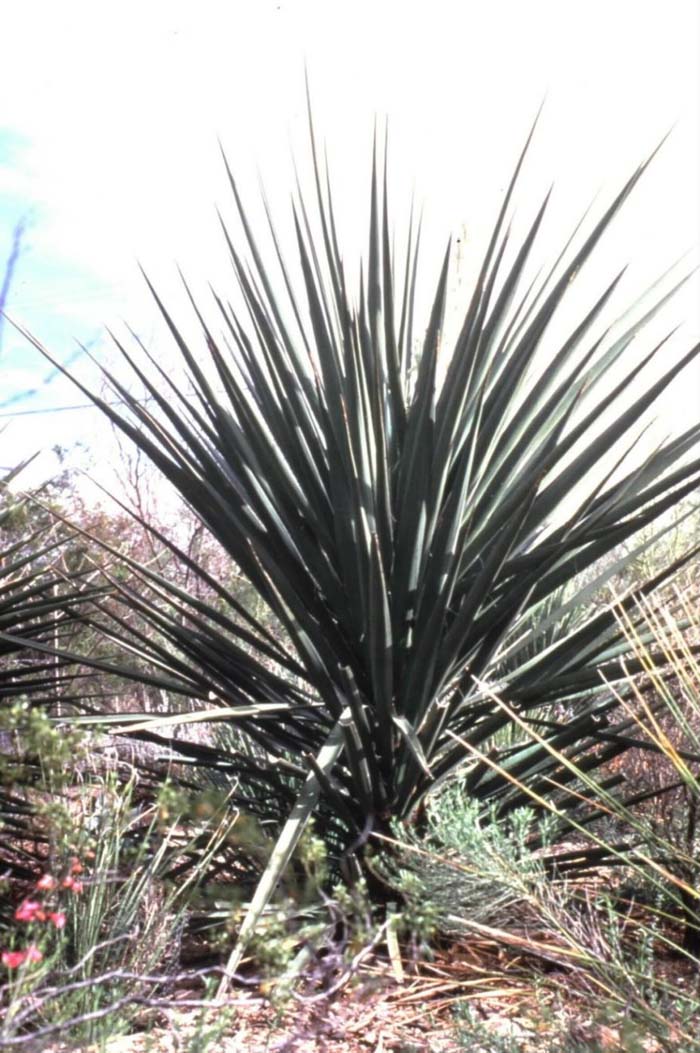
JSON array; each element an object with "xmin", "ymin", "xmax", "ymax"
[
  {"xmin": 36, "ymin": 874, "xmax": 57, "ymax": 892},
  {"xmin": 48, "ymin": 911, "xmax": 66, "ymax": 930},
  {"xmin": 61, "ymin": 876, "xmax": 84, "ymax": 893},
  {"xmin": 69, "ymin": 857, "xmax": 84, "ymax": 875},
  {"xmin": 1, "ymin": 946, "xmax": 43, "ymax": 969},
  {"xmin": 14, "ymin": 900, "xmax": 45, "ymax": 923}
]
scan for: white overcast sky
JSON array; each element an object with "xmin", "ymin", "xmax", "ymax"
[{"xmin": 0, "ymin": 0, "xmax": 698, "ymax": 486}]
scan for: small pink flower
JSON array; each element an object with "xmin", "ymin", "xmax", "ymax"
[
  {"xmin": 36, "ymin": 874, "xmax": 57, "ymax": 892},
  {"xmin": 48, "ymin": 911, "xmax": 66, "ymax": 930},
  {"xmin": 14, "ymin": 900, "xmax": 45, "ymax": 923},
  {"xmin": 1, "ymin": 946, "xmax": 42, "ymax": 968},
  {"xmin": 69, "ymin": 857, "xmax": 84, "ymax": 875},
  {"xmin": 61, "ymin": 876, "xmax": 84, "ymax": 893}
]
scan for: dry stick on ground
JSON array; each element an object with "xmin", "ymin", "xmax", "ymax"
[{"xmin": 0, "ymin": 965, "xmax": 263, "ymax": 1048}]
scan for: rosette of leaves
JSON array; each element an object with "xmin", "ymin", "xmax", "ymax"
[{"xmin": 12, "ymin": 110, "xmax": 700, "ymax": 974}]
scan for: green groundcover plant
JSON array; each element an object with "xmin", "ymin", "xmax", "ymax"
[{"xmin": 6, "ymin": 107, "xmax": 700, "ymax": 977}]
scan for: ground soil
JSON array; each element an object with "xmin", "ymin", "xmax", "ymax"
[{"xmin": 30, "ymin": 931, "xmax": 699, "ymax": 1053}]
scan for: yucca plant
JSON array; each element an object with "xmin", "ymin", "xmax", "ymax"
[
  {"xmin": 0, "ymin": 461, "xmax": 111, "ymax": 891},
  {"xmin": 8, "ymin": 112, "xmax": 700, "ymax": 968},
  {"xmin": 0, "ymin": 462, "xmax": 103, "ymax": 706}
]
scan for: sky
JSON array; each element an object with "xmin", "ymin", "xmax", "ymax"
[{"xmin": 0, "ymin": 0, "xmax": 698, "ymax": 492}]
